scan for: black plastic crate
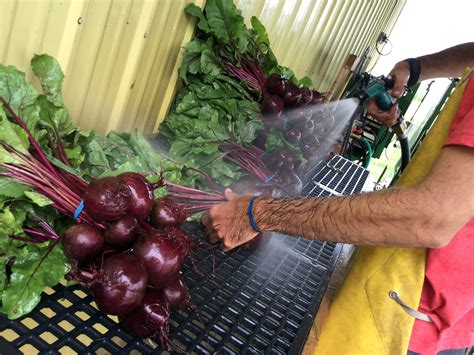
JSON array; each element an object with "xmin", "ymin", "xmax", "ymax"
[{"xmin": 0, "ymin": 155, "xmax": 368, "ymax": 354}]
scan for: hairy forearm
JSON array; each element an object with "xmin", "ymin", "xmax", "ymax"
[
  {"xmin": 253, "ymin": 186, "xmax": 443, "ymax": 248},
  {"xmin": 418, "ymin": 42, "xmax": 474, "ymax": 80}
]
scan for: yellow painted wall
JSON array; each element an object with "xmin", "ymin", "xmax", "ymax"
[{"xmin": 1, "ymin": 0, "xmax": 405, "ymax": 135}]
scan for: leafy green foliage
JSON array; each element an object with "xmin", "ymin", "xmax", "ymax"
[
  {"xmin": 164, "ymin": 0, "xmax": 313, "ymax": 186},
  {"xmin": 1, "ymin": 241, "xmax": 69, "ymax": 319},
  {"xmin": 31, "ymin": 54, "xmax": 65, "ymax": 107},
  {"xmin": 0, "ymin": 54, "xmax": 198, "ymax": 320}
]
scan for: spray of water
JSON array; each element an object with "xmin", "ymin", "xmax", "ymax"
[
  {"xmin": 249, "ymin": 98, "xmax": 360, "ymax": 259},
  {"xmin": 143, "ymin": 99, "xmax": 360, "ymax": 263},
  {"xmin": 262, "ymin": 98, "xmax": 359, "ymax": 161},
  {"xmin": 257, "ymin": 232, "xmax": 328, "ymax": 271}
]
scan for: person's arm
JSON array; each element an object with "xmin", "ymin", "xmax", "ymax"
[
  {"xmin": 203, "ymin": 146, "xmax": 474, "ymax": 251},
  {"xmin": 417, "ymin": 43, "xmax": 474, "ymax": 82},
  {"xmin": 368, "ymin": 42, "xmax": 474, "ymax": 126}
]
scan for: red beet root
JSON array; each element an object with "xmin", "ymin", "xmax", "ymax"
[
  {"xmin": 63, "ymin": 224, "xmax": 104, "ymax": 264},
  {"xmin": 105, "ymin": 215, "xmax": 138, "ymax": 248},
  {"xmin": 133, "ymin": 232, "xmax": 184, "ymax": 289},
  {"xmin": 119, "ymin": 172, "xmax": 153, "ymax": 219},
  {"xmin": 150, "ymin": 198, "xmax": 187, "ymax": 228},
  {"xmin": 261, "ymin": 95, "xmax": 284, "ymax": 117},
  {"xmin": 119, "ymin": 288, "xmax": 170, "ymax": 339},
  {"xmin": 162, "ymin": 277, "xmax": 190, "ymax": 310},
  {"xmin": 265, "ymin": 74, "xmax": 286, "ymax": 96},
  {"xmin": 83, "ymin": 176, "xmax": 131, "ymax": 222},
  {"xmin": 283, "ymin": 82, "xmax": 302, "ymax": 107},
  {"xmin": 300, "ymin": 87, "xmax": 313, "ymax": 105},
  {"xmin": 92, "ymin": 253, "xmax": 148, "ymax": 316}
]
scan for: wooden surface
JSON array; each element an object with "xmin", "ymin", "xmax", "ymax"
[{"xmin": 302, "ymin": 244, "xmax": 358, "ymax": 355}]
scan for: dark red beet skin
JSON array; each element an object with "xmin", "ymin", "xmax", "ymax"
[
  {"xmin": 92, "ymin": 254, "xmax": 148, "ymax": 316},
  {"xmin": 105, "ymin": 215, "xmax": 138, "ymax": 248},
  {"xmin": 162, "ymin": 278, "xmax": 190, "ymax": 310},
  {"xmin": 166, "ymin": 228, "xmax": 191, "ymax": 257},
  {"xmin": 120, "ymin": 288, "xmax": 170, "ymax": 339},
  {"xmin": 83, "ymin": 176, "xmax": 131, "ymax": 222},
  {"xmin": 285, "ymin": 127, "xmax": 302, "ymax": 144},
  {"xmin": 63, "ymin": 224, "xmax": 104, "ymax": 264},
  {"xmin": 261, "ymin": 95, "xmax": 284, "ymax": 117},
  {"xmin": 311, "ymin": 90, "xmax": 323, "ymax": 104},
  {"xmin": 150, "ymin": 198, "xmax": 187, "ymax": 228},
  {"xmin": 266, "ymin": 74, "xmax": 286, "ymax": 96},
  {"xmin": 119, "ymin": 172, "xmax": 153, "ymax": 219},
  {"xmin": 300, "ymin": 87, "xmax": 313, "ymax": 105},
  {"xmin": 134, "ymin": 233, "xmax": 184, "ymax": 289},
  {"xmin": 283, "ymin": 82, "xmax": 302, "ymax": 107}
]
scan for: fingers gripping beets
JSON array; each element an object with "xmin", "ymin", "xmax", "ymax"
[{"xmin": 202, "ymin": 189, "xmax": 259, "ymax": 252}]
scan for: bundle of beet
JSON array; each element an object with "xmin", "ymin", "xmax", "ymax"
[
  {"xmin": 0, "ymin": 96, "xmax": 226, "ymax": 347},
  {"xmin": 161, "ymin": 0, "xmax": 336, "ymax": 192},
  {"xmin": 256, "ymin": 74, "xmax": 335, "ymax": 165},
  {"xmin": 0, "ymin": 54, "xmax": 230, "ymax": 350},
  {"xmin": 67, "ymin": 174, "xmax": 194, "ymax": 347}
]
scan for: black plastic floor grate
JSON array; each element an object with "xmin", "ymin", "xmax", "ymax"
[{"xmin": 0, "ymin": 155, "xmax": 368, "ymax": 354}]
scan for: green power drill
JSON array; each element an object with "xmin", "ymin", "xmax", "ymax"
[{"xmin": 358, "ymin": 75, "xmax": 410, "ymax": 169}]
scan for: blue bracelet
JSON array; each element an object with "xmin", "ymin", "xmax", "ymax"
[
  {"xmin": 264, "ymin": 174, "xmax": 275, "ymax": 183},
  {"xmin": 73, "ymin": 200, "xmax": 84, "ymax": 221},
  {"xmin": 247, "ymin": 196, "xmax": 262, "ymax": 233}
]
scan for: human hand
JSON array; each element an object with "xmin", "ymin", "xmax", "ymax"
[
  {"xmin": 367, "ymin": 60, "xmax": 410, "ymax": 126},
  {"xmin": 202, "ymin": 189, "xmax": 260, "ymax": 252}
]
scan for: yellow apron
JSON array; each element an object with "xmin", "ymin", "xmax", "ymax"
[{"xmin": 314, "ymin": 72, "xmax": 471, "ymax": 355}]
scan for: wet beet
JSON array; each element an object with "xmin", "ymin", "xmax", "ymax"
[
  {"xmin": 134, "ymin": 232, "xmax": 184, "ymax": 289},
  {"xmin": 300, "ymin": 87, "xmax": 313, "ymax": 105},
  {"xmin": 120, "ymin": 288, "xmax": 170, "ymax": 339},
  {"xmin": 105, "ymin": 215, "xmax": 138, "ymax": 248},
  {"xmin": 92, "ymin": 253, "xmax": 148, "ymax": 316},
  {"xmin": 119, "ymin": 172, "xmax": 153, "ymax": 219},
  {"xmin": 265, "ymin": 73, "xmax": 286, "ymax": 96},
  {"xmin": 63, "ymin": 224, "xmax": 104, "ymax": 264},
  {"xmin": 162, "ymin": 277, "xmax": 190, "ymax": 310},
  {"xmin": 150, "ymin": 198, "xmax": 187, "ymax": 228},
  {"xmin": 83, "ymin": 176, "xmax": 131, "ymax": 222},
  {"xmin": 283, "ymin": 82, "xmax": 302, "ymax": 107},
  {"xmin": 285, "ymin": 127, "xmax": 302, "ymax": 144},
  {"xmin": 301, "ymin": 135, "xmax": 321, "ymax": 158},
  {"xmin": 300, "ymin": 119, "xmax": 315, "ymax": 138},
  {"xmin": 311, "ymin": 90, "xmax": 323, "ymax": 104},
  {"xmin": 261, "ymin": 95, "xmax": 284, "ymax": 117}
]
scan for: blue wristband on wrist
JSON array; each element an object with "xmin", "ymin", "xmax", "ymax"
[{"xmin": 247, "ymin": 196, "xmax": 262, "ymax": 233}]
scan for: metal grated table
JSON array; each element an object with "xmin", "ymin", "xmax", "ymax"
[{"xmin": 0, "ymin": 155, "xmax": 369, "ymax": 354}]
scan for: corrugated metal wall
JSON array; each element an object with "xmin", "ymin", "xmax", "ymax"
[
  {"xmin": 1, "ymin": 0, "xmax": 405, "ymax": 135},
  {"xmin": 237, "ymin": 0, "xmax": 405, "ymax": 94}
]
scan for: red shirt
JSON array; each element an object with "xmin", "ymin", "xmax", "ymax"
[{"xmin": 409, "ymin": 75, "xmax": 474, "ymax": 354}]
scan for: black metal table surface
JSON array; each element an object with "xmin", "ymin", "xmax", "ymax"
[{"xmin": 0, "ymin": 155, "xmax": 369, "ymax": 354}]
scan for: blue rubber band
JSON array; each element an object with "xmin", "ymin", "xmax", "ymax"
[
  {"xmin": 264, "ymin": 174, "xmax": 275, "ymax": 183},
  {"xmin": 73, "ymin": 200, "xmax": 84, "ymax": 221},
  {"xmin": 247, "ymin": 196, "xmax": 261, "ymax": 233}
]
